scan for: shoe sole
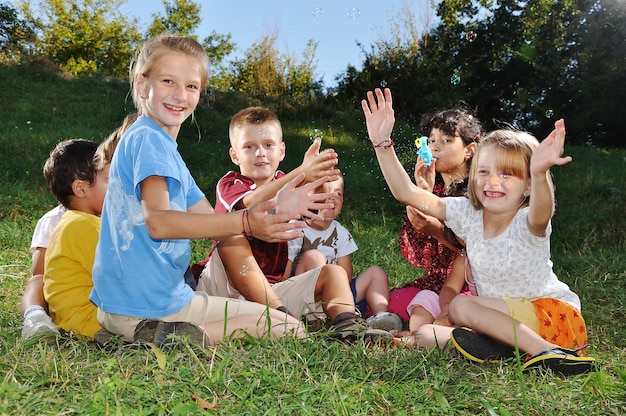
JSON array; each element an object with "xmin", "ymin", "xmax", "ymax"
[
  {"xmin": 450, "ymin": 328, "xmax": 516, "ymax": 363},
  {"xmin": 134, "ymin": 320, "xmax": 209, "ymax": 349},
  {"xmin": 522, "ymin": 353, "xmax": 596, "ymax": 376},
  {"xmin": 94, "ymin": 328, "xmax": 127, "ymax": 351}
]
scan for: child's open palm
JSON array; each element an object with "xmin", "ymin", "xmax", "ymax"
[
  {"xmin": 361, "ymin": 88, "xmax": 395, "ymax": 145},
  {"xmin": 531, "ymin": 119, "xmax": 573, "ymax": 175}
]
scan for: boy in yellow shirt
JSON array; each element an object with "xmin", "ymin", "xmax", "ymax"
[{"xmin": 42, "ymin": 138, "xmax": 108, "ymax": 339}]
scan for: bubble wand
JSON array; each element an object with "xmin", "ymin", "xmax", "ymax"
[{"xmin": 415, "ymin": 136, "xmax": 433, "ymax": 167}]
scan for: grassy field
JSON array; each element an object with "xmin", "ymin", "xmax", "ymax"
[{"xmin": 1, "ymin": 63, "xmax": 625, "ymax": 414}]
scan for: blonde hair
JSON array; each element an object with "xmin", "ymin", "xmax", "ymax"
[
  {"xmin": 228, "ymin": 107, "xmax": 282, "ymax": 146},
  {"xmin": 130, "ymin": 33, "xmax": 208, "ymax": 115},
  {"xmin": 94, "ymin": 113, "xmax": 138, "ymax": 170},
  {"xmin": 467, "ymin": 129, "xmax": 552, "ymax": 210}
]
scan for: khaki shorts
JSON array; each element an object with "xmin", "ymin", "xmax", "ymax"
[
  {"xmin": 503, "ymin": 297, "xmax": 541, "ymax": 334},
  {"xmin": 198, "ymin": 249, "xmax": 326, "ymax": 321},
  {"xmin": 97, "ymin": 291, "xmax": 271, "ymax": 342}
]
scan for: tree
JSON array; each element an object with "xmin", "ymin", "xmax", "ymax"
[
  {"xmin": 16, "ymin": 0, "xmax": 142, "ymax": 77},
  {"xmin": 0, "ymin": 2, "xmax": 36, "ymax": 63},
  {"xmin": 334, "ymin": 0, "xmax": 625, "ymax": 147},
  {"xmin": 228, "ymin": 30, "xmax": 322, "ymax": 104},
  {"xmin": 147, "ymin": 0, "xmax": 201, "ymax": 39},
  {"xmin": 560, "ymin": 0, "xmax": 626, "ymax": 147}
]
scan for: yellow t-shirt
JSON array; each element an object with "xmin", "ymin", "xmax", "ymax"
[{"xmin": 43, "ymin": 210, "xmax": 100, "ymax": 339}]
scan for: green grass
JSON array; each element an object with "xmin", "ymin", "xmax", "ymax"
[{"xmin": 1, "ymin": 63, "xmax": 625, "ymax": 415}]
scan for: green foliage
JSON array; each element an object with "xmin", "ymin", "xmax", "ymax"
[
  {"xmin": 334, "ymin": 0, "xmax": 626, "ymax": 147},
  {"xmin": 16, "ymin": 0, "xmax": 142, "ymax": 77},
  {"xmin": 146, "ymin": 0, "xmax": 201, "ymax": 39},
  {"xmin": 227, "ymin": 32, "xmax": 324, "ymax": 106},
  {"xmin": 0, "ymin": 2, "xmax": 37, "ymax": 63},
  {"xmin": 6, "ymin": 0, "xmax": 625, "ymax": 148}
]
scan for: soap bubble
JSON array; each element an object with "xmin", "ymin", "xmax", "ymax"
[
  {"xmin": 312, "ymin": 7, "xmax": 324, "ymax": 19},
  {"xmin": 450, "ymin": 72, "xmax": 461, "ymax": 86},
  {"xmin": 380, "ymin": 80, "xmax": 387, "ymax": 88},
  {"xmin": 465, "ymin": 31, "xmax": 477, "ymax": 42},
  {"xmin": 347, "ymin": 8, "xmax": 360, "ymax": 20},
  {"xmin": 545, "ymin": 109, "xmax": 554, "ymax": 118},
  {"xmin": 309, "ymin": 128, "xmax": 324, "ymax": 142}
]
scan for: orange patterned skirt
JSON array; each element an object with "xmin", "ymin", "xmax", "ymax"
[{"xmin": 532, "ymin": 298, "xmax": 588, "ymax": 355}]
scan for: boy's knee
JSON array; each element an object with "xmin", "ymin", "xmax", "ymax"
[{"xmin": 319, "ymin": 264, "xmax": 348, "ymax": 284}]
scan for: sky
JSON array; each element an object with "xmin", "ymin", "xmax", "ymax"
[{"xmin": 118, "ymin": 0, "xmax": 437, "ymax": 88}]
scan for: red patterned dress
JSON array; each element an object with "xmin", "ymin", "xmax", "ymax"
[{"xmin": 388, "ymin": 182, "xmax": 462, "ymax": 321}]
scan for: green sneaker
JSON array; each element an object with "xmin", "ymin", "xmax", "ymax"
[
  {"xmin": 522, "ymin": 348, "xmax": 596, "ymax": 376},
  {"xmin": 450, "ymin": 328, "xmax": 517, "ymax": 363}
]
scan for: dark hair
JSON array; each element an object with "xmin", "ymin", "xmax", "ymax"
[
  {"xmin": 43, "ymin": 139, "xmax": 99, "ymax": 208},
  {"xmin": 420, "ymin": 108, "xmax": 483, "ymax": 146},
  {"xmin": 420, "ymin": 108, "xmax": 483, "ymax": 196}
]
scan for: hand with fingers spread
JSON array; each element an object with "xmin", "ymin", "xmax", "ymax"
[
  {"xmin": 361, "ymin": 88, "xmax": 396, "ymax": 147},
  {"xmin": 531, "ymin": 119, "xmax": 572, "ymax": 176},
  {"xmin": 244, "ymin": 200, "xmax": 306, "ymax": 243},
  {"xmin": 273, "ymin": 174, "xmax": 334, "ymax": 221}
]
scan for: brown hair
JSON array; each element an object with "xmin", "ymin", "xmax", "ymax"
[
  {"xmin": 130, "ymin": 33, "xmax": 208, "ymax": 115},
  {"xmin": 94, "ymin": 113, "xmax": 138, "ymax": 170},
  {"xmin": 229, "ymin": 107, "xmax": 282, "ymax": 145}
]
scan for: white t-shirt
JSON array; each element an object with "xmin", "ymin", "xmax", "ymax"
[
  {"xmin": 288, "ymin": 220, "xmax": 358, "ymax": 266},
  {"xmin": 30, "ymin": 205, "xmax": 66, "ymax": 253},
  {"xmin": 444, "ymin": 197, "xmax": 581, "ymax": 310}
]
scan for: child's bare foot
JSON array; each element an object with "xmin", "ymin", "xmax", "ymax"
[{"xmin": 389, "ymin": 329, "xmax": 411, "ymax": 337}]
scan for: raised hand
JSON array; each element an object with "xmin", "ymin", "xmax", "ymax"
[
  {"xmin": 531, "ymin": 119, "xmax": 573, "ymax": 175},
  {"xmin": 300, "ymin": 137, "xmax": 340, "ymax": 183},
  {"xmin": 361, "ymin": 88, "xmax": 395, "ymax": 146}
]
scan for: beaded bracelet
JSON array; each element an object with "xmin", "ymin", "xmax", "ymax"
[{"xmin": 372, "ymin": 139, "xmax": 394, "ymax": 150}]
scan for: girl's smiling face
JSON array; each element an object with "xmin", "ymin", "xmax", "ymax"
[
  {"xmin": 473, "ymin": 144, "xmax": 530, "ymax": 214},
  {"xmin": 137, "ymin": 54, "xmax": 202, "ymax": 139}
]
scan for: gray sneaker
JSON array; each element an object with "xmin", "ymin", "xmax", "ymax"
[
  {"xmin": 93, "ymin": 327, "xmax": 126, "ymax": 351},
  {"xmin": 21, "ymin": 313, "xmax": 60, "ymax": 340},
  {"xmin": 366, "ymin": 312, "xmax": 403, "ymax": 331},
  {"xmin": 133, "ymin": 319, "xmax": 210, "ymax": 350},
  {"xmin": 328, "ymin": 319, "xmax": 394, "ymax": 345}
]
